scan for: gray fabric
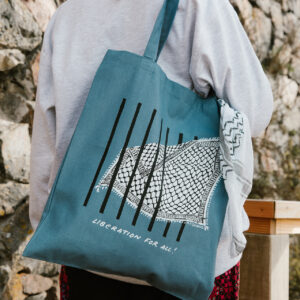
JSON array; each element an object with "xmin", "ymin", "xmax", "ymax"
[
  {"xmin": 29, "ymin": 0, "xmax": 274, "ymax": 279},
  {"xmin": 218, "ymin": 98, "xmax": 253, "ymax": 259}
]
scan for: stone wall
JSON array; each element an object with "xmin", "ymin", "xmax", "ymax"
[
  {"xmin": 0, "ymin": 0, "xmax": 299, "ymax": 299},
  {"xmin": 229, "ymin": 0, "xmax": 300, "ymax": 202},
  {"xmin": 0, "ymin": 1, "xmax": 62, "ymax": 299}
]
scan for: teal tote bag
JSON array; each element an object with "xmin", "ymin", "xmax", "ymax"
[{"xmin": 23, "ymin": 1, "xmax": 228, "ymax": 299}]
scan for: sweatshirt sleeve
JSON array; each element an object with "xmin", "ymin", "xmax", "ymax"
[
  {"xmin": 29, "ymin": 11, "xmax": 58, "ymax": 231},
  {"xmin": 189, "ymin": 0, "xmax": 274, "ymax": 137}
]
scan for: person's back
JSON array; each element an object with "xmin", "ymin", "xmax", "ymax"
[{"xmin": 29, "ymin": 0, "xmax": 273, "ymax": 296}]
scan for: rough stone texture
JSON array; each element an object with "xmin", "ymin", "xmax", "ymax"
[
  {"xmin": 21, "ymin": 0, "xmax": 57, "ymax": 32},
  {"xmin": 229, "ymin": 0, "xmax": 300, "ymax": 204},
  {"xmin": 0, "ymin": 1, "xmax": 60, "ymax": 299},
  {"xmin": 31, "ymin": 52, "xmax": 40, "ymax": 86},
  {"xmin": 2, "ymin": 234, "xmax": 61, "ymax": 300},
  {"xmin": 271, "ymin": 2, "xmax": 284, "ymax": 40},
  {"xmin": 287, "ymin": 0, "xmax": 300, "ymax": 18},
  {"xmin": 0, "ymin": 120, "xmax": 31, "ymax": 183},
  {"xmin": 25, "ymin": 292, "xmax": 47, "ymax": 300},
  {"xmin": 0, "ymin": 65, "xmax": 36, "ymax": 124},
  {"xmin": 290, "ymin": 57, "xmax": 300, "ymax": 84},
  {"xmin": 18, "ymin": 256, "xmax": 60, "ymax": 278},
  {"xmin": 250, "ymin": 8, "xmax": 272, "ymax": 60},
  {"xmin": 0, "ymin": 49, "xmax": 26, "ymax": 71},
  {"xmin": 0, "ymin": 181, "xmax": 29, "ymax": 216},
  {"xmin": 255, "ymin": 0, "xmax": 271, "ymax": 14},
  {"xmin": 22, "ymin": 274, "xmax": 53, "ymax": 295},
  {"xmin": 0, "ymin": 0, "xmax": 299, "ymax": 299},
  {"xmin": 0, "ymin": 0, "xmax": 42, "ymax": 51},
  {"xmin": 230, "ymin": 1, "xmax": 272, "ymax": 60},
  {"xmin": 0, "ymin": 265, "xmax": 11, "ymax": 296}
]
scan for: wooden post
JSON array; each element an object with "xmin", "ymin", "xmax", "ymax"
[
  {"xmin": 239, "ymin": 199, "xmax": 300, "ymax": 300},
  {"xmin": 240, "ymin": 233, "xmax": 289, "ymax": 300}
]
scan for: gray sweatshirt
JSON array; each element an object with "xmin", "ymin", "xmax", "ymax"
[{"xmin": 29, "ymin": 0, "xmax": 274, "ymax": 282}]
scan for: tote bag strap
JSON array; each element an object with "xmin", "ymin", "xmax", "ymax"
[{"xmin": 143, "ymin": 0, "xmax": 180, "ymax": 62}]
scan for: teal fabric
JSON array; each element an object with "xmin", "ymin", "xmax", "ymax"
[{"xmin": 23, "ymin": 1, "xmax": 228, "ymax": 299}]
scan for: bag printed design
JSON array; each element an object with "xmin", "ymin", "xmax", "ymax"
[
  {"xmin": 95, "ymin": 138, "xmax": 221, "ymax": 231},
  {"xmin": 83, "ymin": 100, "xmax": 222, "ymax": 241}
]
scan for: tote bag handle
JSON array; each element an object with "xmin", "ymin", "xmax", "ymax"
[{"xmin": 143, "ymin": 0, "xmax": 180, "ymax": 62}]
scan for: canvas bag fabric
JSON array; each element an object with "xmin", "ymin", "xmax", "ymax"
[{"xmin": 23, "ymin": 1, "xmax": 229, "ymax": 299}]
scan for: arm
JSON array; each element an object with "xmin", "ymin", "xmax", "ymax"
[
  {"xmin": 29, "ymin": 11, "xmax": 58, "ymax": 231},
  {"xmin": 189, "ymin": 0, "xmax": 274, "ymax": 137}
]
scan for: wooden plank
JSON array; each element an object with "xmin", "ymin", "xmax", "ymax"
[
  {"xmin": 275, "ymin": 219, "xmax": 300, "ymax": 234},
  {"xmin": 275, "ymin": 200, "xmax": 300, "ymax": 219},
  {"xmin": 246, "ymin": 217, "xmax": 276, "ymax": 234},
  {"xmin": 246, "ymin": 218, "xmax": 300, "ymax": 234},
  {"xmin": 244, "ymin": 200, "xmax": 275, "ymax": 218},
  {"xmin": 244, "ymin": 199, "xmax": 300, "ymax": 234}
]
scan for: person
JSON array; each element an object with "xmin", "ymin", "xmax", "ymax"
[{"xmin": 29, "ymin": 0, "xmax": 274, "ymax": 299}]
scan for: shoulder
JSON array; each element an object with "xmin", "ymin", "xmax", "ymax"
[
  {"xmin": 44, "ymin": 0, "xmax": 83, "ymax": 31},
  {"xmin": 184, "ymin": 0, "xmax": 237, "ymax": 20},
  {"xmin": 184, "ymin": 0, "xmax": 234, "ymax": 10},
  {"xmin": 178, "ymin": 0, "xmax": 239, "ymax": 31}
]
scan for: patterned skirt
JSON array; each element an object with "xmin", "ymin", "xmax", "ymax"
[{"xmin": 60, "ymin": 261, "xmax": 240, "ymax": 300}]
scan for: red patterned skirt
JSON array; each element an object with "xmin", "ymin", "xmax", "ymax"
[{"xmin": 60, "ymin": 261, "xmax": 240, "ymax": 299}]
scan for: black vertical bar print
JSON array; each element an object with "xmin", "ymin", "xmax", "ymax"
[
  {"xmin": 132, "ymin": 119, "xmax": 163, "ymax": 226},
  {"xmin": 178, "ymin": 133, "xmax": 183, "ymax": 144},
  {"xmin": 148, "ymin": 127, "xmax": 169, "ymax": 232},
  {"xmin": 116, "ymin": 109, "xmax": 157, "ymax": 219},
  {"xmin": 163, "ymin": 221, "xmax": 171, "ymax": 237},
  {"xmin": 99, "ymin": 102, "xmax": 142, "ymax": 213},
  {"xmin": 176, "ymin": 221, "xmax": 186, "ymax": 242},
  {"xmin": 162, "ymin": 132, "xmax": 183, "ymax": 237},
  {"xmin": 83, "ymin": 98, "xmax": 126, "ymax": 206},
  {"xmin": 175, "ymin": 133, "xmax": 188, "ymax": 241}
]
